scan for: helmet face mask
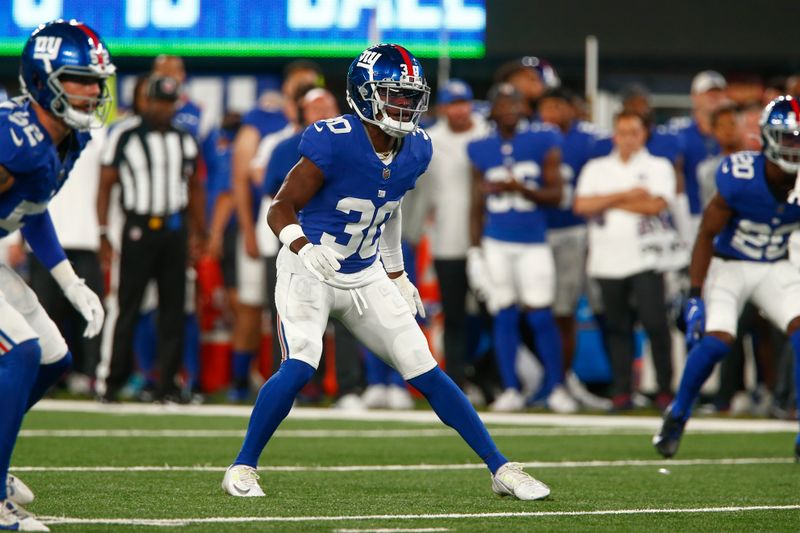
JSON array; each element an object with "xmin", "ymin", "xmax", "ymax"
[
  {"xmin": 761, "ymin": 96, "xmax": 800, "ymax": 174},
  {"xmin": 47, "ymin": 68, "xmax": 113, "ymax": 130},
  {"xmin": 19, "ymin": 19, "xmax": 116, "ymax": 132},
  {"xmin": 347, "ymin": 44, "xmax": 430, "ymax": 138}
]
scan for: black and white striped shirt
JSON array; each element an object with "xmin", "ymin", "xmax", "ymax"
[{"xmin": 101, "ymin": 115, "xmax": 199, "ymax": 216}]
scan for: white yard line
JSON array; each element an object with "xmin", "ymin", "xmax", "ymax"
[
  {"xmin": 334, "ymin": 529, "xmax": 450, "ymax": 533},
  {"xmin": 11, "ymin": 457, "xmax": 792, "ymax": 474},
  {"xmin": 17, "ymin": 427, "xmax": 648, "ymax": 438},
  {"xmin": 38, "ymin": 505, "xmax": 800, "ymax": 527},
  {"xmin": 32, "ymin": 399, "xmax": 798, "ymax": 433},
  {"xmin": 333, "ymin": 529, "xmax": 450, "ymax": 533}
]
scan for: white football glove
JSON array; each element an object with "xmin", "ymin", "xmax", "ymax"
[
  {"xmin": 466, "ymin": 246, "xmax": 490, "ymax": 301},
  {"xmin": 64, "ymin": 279, "xmax": 105, "ymax": 338},
  {"xmin": 298, "ymin": 242, "xmax": 345, "ymax": 282},
  {"xmin": 391, "ymin": 272, "xmax": 426, "ymax": 318}
]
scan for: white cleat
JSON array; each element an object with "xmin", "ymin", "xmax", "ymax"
[
  {"xmin": 566, "ymin": 373, "xmax": 612, "ymax": 411},
  {"xmin": 6, "ymin": 475, "xmax": 34, "ymax": 506},
  {"xmin": 491, "ymin": 462, "xmax": 550, "ymax": 501},
  {"xmin": 546, "ymin": 385, "xmax": 579, "ymax": 414},
  {"xmin": 490, "ymin": 388, "xmax": 526, "ymax": 412},
  {"xmin": 0, "ymin": 500, "xmax": 49, "ymax": 531},
  {"xmin": 333, "ymin": 393, "xmax": 367, "ymax": 412},
  {"xmin": 361, "ymin": 385, "xmax": 388, "ymax": 409},
  {"xmin": 386, "ymin": 385, "xmax": 414, "ymax": 410},
  {"xmin": 221, "ymin": 465, "xmax": 265, "ymax": 497}
]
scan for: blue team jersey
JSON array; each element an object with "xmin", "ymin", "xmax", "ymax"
[
  {"xmin": 298, "ymin": 114, "xmax": 431, "ymax": 274},
  {"xmin": 544, "ymin": 121, "xmax": 597, "ymax": 230},
  {"xmin": 468, "ymin": 123, "xmax": 562, "ymax": 243},
  {"xmin": 173, "ymin": 99, "xmax": 202, "ymax": 139},
  {"xmin": 713, "ymin": 151, "xmax": 800, "ymax": 262},
  {"xmin": 242, "ymin": 107, "xmax": 288, "ymax": 138},
  {"xmin": 0, "ymin": 98, "xmax": 89, "ymax": 238},
  {"xmin": 263, "ymin": 132, "xmax": 302, "ymax": 198},
  {"xmin": 675, "ymin": 118, "xmax": 720, "ymax": 215}
]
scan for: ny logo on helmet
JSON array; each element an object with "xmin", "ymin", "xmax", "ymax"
[
  {"xmin": 356, "ymin": 51, "xmax": 381, "ymax": 72},
  {"xmin": 32, "ymin": 36, "xmax": 62, "ymax": 73}
]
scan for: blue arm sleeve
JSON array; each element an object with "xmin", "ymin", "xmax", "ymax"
[{"xmin": 20, "ymin": 210, "xmax": 68, "ymax": 270}]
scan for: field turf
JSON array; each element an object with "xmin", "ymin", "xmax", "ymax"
[{"xmin": 10, "ymin": 401, "xmax": 800, "ymax": 532}]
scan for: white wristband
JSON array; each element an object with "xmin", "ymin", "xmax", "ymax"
[
  {"xmin": 278, "ymin": 224, "xmax": 306, "ymax": 248},
  {"xmin": 50, "ymin": 259, "xmax": 80, "ymax": 291},
  {"xmin": 380, "ymin": 247, "xmax": 404, "ymax": 273}
]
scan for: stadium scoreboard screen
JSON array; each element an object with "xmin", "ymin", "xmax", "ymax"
[{"xmin": 0, "ymin": 0, "xmax": 486, "ymax": 58}]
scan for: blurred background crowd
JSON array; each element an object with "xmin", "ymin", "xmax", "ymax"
[{"xmin": 0, "ymin": 0, "xmax": 797, "ymax": 418}]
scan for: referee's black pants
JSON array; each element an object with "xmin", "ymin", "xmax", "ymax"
[{"xmin": 107, "ymin": 215, "xmax": 187, "ymax": 400}]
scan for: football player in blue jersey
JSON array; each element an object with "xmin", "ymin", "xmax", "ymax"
[
  {"xmin": 672, "ymin": 71, "xmax": 728, "ymax": 238},
  {"xmin": 654, "ymin": 96, "xmax": 800, "ymax": 461},
  {"xmin": 537, "ymin": 87, "xmax": 613, "ymax": 411},
  {"xmin": 466, "ymin": 83, "xmax": 574, "ymax": 413},
  {"xmin": 222, "ymin": 44, "xmax": 550, "ymax": 501},
  {"xmin": 0, "ymin": 19, "xmax": 114, "ymax": 531}
]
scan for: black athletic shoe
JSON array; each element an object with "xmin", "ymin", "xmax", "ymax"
[
  {"xmin": 794, "ymin": 442, "xmax": 800, "ymax": 463},
  {"xmin": 653, "ymin": 406, "xmax": 686, "ymax": 458}
]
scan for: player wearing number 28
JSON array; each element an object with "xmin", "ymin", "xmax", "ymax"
[
  {"xmin": 654, "ymin": 96, "xmax": 800, "ymax": 462},
  {"xmin": 221, "ymin": 44, "xmax": 550, "ymax": 501}
]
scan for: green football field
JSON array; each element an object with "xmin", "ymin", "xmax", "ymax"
[{"xmin": 10, "ymin": 401, "xmax": 800, "ymax": 532}]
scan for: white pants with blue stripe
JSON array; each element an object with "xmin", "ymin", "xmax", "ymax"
[{"xmin": 0, "ymin": 263, "xmax": 68, "ymax": 364}]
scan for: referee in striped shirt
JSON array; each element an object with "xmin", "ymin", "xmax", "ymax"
[{"xmin": 97, "ymin": 75, "xmax": 205, "ymax": 402}]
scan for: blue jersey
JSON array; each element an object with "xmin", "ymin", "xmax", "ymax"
[
  {"xmin": 263, "ymin": 132, "xmax": 302, "ymax": 198},
  {"xmin": 0, "ymin": 98, "xmax": 89, "ymax": 239},
  {"xmin": 242, "ymin": 107, "xmax": 288, "ymax": 138},
  {"xmin": 298, "ymin": 114, "xmax": 431, "ymax": 274},
  {"xmin": 713, "ymin": 151, "xmax": 800, "ymax": 262},
  {"xmin": 544, "ymin": 121, "xmax": 597, "ymax": 230},
  {"xmin": 468, "ymin": 123, "xmax": 562, "ymax": 243},
  {"xmin": 675, "ymin": 118, "xmax": 719, "ymax": 215}
]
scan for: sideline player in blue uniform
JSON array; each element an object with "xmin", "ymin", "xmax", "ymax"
[
  {"xmin": 467, "ymin": 83, "xmax": 572, "ymax": 413},
  {"xmin": 0, "ymin": 20, "xmax": 114, "ymax": 531},
  {"xmin": 222, "ymin": 44, "xmax": 550, "ymax": 501},
  {"xmin": 654, "ymin": 96, "xmax": 800, "ymax": 460}
]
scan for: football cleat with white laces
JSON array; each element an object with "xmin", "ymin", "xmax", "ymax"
[
  {"xmin": 5, "ymin": 475, "xmax": 34, "ymax": 506},
  {"xmin": 221, "ymin": 465, "xmax": 265, "ymax": 497},
  {"xmin": 0, "ymin": 500, "xmax": 49, "ymax": 531},
  {"xmin": 491, "ymin": 462, "xmax": 550, "ymax": 501}
]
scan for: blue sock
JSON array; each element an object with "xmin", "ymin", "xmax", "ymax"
[
  {"xmin": 409, "ymin": 367, "xmax": 508, "ymax": 474},
  {"xmin": 234, "ymin": 358, "xmax": 315, "ymax": 467},
  {"xmin": 183, "ymin": 314, "xmax": 200, "ymax": 390},
  {"xmin": 388, "ymin": 368, "xmax": 406, "ymax": 388},
  {"xmin": 232, "ymin": 350, "xmax": 255, "ymax": 390},
  {"xmin": 0, "ymin": 340, "xmax": 41, "ymax": 500},
  {"xmin": 134, "ymin": 311, "xmax": 157, "ymax": 382},
  {"xmin": 25, "ymin": 351, "xmax": 72, "ymax": 410},
  {"xmin": 526, "ymin": 309, "xmax": 564, "ymax": 397},
  {"xmin": 672, "ymin": 336, "xmax": 730, "ymax": 420},
  {"xmin": 789, "ymin": 330, "xmax": 800, "ymax": 440},
  {"xmin": 493, "ymin": 307, "xmax": 521, "ymax": 390},
  {"xmin": 364, "ymin": 350, "xmax": 391, "ymax": 385}
]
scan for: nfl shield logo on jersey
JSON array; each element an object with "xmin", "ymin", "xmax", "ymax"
[{"xmin": 382, "ymin": 167, "xmax": 391, "ymax": 180}]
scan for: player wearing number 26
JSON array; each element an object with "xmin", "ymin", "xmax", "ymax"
[
  {"xmin": 655, "ymin": 96, "xmax": 800, "ymax": 462},
  {"xmin": 221, "ymin": 44, "xmax": 551, "ymax": 501}
]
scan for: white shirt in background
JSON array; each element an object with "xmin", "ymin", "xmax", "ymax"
[
  {"xmin": 412, "ymin": 113, "xmax": 490, "ymax": 259},
  {"xmin": 576, "ymin": 148, "xmax": 676, "ymax": 279},
  {"xmin": 48, "ymin": 128, "xmax": 107, "ymax": 252}
]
